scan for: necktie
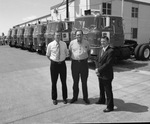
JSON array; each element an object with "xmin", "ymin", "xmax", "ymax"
[
  {"xmin": 98, "ymin": 48, "xmax": 104, "ymax": 61},
  {"xmin": 56, "ymin": 42, "xmax": 60, "ymax": 60},
  {"xmin": 101, "ymin": 48, "xmax": 104, "ymax": 57}
]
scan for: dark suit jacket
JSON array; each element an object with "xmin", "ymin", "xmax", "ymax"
[{"xmin": 96, "ymin": 46, "xmax": 115, "ymax": 80}]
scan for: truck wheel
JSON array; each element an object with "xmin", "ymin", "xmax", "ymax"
[
  {"xmin": 139, "ymin": 44, "xmax": 150, "ymax": 60},
  {"xmin": 134, "ymin": 44, "xmax": 143, "ymax": 60}
]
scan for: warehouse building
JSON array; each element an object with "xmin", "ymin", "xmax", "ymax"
[{"xmin": 50, "ymin": 0, "xmax": 150, "ymax": 44}]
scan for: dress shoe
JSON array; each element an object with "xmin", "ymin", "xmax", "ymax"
[
  {"xmin": 103, "ymin": 108, "xmax": 114, "ymax": 112},
  {"xmin": 70, "ymin": 98, "xmax": 77, "ymax": 103},
  {"xmin": 53, "ymin": 100, "xmax": 58, "ymax": 105},
  {"xmin": 95, "ymin": 100, "xmax": 105, "ymax": 104},
  {"xmin": 83, "ymin": 99, "xmax": 90, "ymax": 104},
  {"xmin": 63, "ymin": 99, "xmax": 67, "ymax": 104}
]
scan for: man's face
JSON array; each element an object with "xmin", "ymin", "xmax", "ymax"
[
  {"xmin": 76, "ymin": 31, "xmax": 83, "ymax": 42},
  {"xmin": 54, "ymin": 32, "xmax": 61, "ymax": 41},
  {"xmin": 101, "ymin": 38, "xmax": 108, "ymax": 48}
]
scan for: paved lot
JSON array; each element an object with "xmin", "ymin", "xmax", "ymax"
[{"xmin": 0, "ymin": 45, "xmax": 150, "ymax": 123}]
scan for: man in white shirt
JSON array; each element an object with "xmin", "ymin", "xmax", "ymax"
[
  {"xmin": 46, "ymin": 31, "xmax": 68, "ymax": 105},
  {"xmin": 69, "ymin": 30, "xmax": 90, "ymax": 104}
]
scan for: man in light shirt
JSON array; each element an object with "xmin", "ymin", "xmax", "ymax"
[
  {"xmin": 46, "ymin": 31, "xmax": 68, "ymax": 105},
  {"xmin": 69, "ymin": 30, "xmax": 90, "ymax": 104}
]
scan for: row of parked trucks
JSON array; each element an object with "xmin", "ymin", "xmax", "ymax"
[
  {"xmin": 7, "ymin": 11, "xmax": 150, "ymax": 62},
  {"xmin": 7, "ymin": 20, "xmax": 73, "ymax": 55}
]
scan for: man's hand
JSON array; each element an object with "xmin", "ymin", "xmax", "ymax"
[{"xmin": 95, "ymin": 68, "xmax": 99, "ymax": 76}]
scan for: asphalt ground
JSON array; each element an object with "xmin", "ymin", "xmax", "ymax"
[{"xmin": 0, "ymin": 45, "xmax": 150, "ymax": 123}]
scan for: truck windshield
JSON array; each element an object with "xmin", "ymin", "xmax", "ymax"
[
  {"xmin": 33, "ymin": 26, "xmax": 38, "ymax": 36},
  {"xmin": 46, "ymin": 22, "xmax": 63, "ymax": 33},
  {"xmin": 24, "ymin": 27, "xmax": 32, "ymax": 35},
  {"xmin": 37, "ymin": 25, "xmax": 42, "ymax": 34},
  {"xmin": 53, "ymin": 23, "xmax": 63, "ymax": 32},
  {"xmin": 63, "ymin": 22, "xmax": 73, "ymax": 31},
  {"xmin": 46, "ymin": 23, "xmax": 51, "ymax": 33},
  {"xmin": 33, "ymin": 25, "xmax": 42, "ymax": 36},
  {"xmin": 12, "ymin": 29, "xmax": 17, "ymax": 36},
  {"xmin": 17, "ymin": 28, "xmax": 24, "ymax": 36},
  {"xmin": 73, "ymin": 17, "xmax": 95, "ymax": 30},
  {"xmin": 7, "ymin": 30, "xmax": 12, "ymax": 37}
]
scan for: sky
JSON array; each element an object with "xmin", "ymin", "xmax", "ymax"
[
  {"xmin": 0, "ymin": 0, "xmax": 62, "ymax": 36},
  {"xmin": 1, "ymin": 0, "xmax": 150, "ymax": 36}
]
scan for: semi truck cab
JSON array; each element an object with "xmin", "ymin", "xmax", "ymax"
[
  {"xmin": 33, "ymin": 23, "xmax": 46, "ymax": 54},
  {"xmin": 24, "ymin": 25, "xmax": 34, "ymax": 50},
  {"xmin": 11, "ymin": 28, "xmax": 18, "ymax": 47},
  {"xmin": 16, "ymin": 27, "xmax": 24, "ymax": 48},
  {"xmin": 7, "ymin": 29, "xmax": 12, "ymax": 47},
  {"xmin": 45, "ymin": 21, "xmax": 73, "ymax": 48},
  {"xmin": 72, "ymin": 14, "xmax": 124, "ymax": 54},
  {"xmin": 71, "ymin": 13, "xmax": 136, "ymax": 61}
]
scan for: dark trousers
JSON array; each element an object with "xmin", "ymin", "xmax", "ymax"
[
  {"xmin": 98, "ymin": 78, "xmax": 114, "ymax": 109},
  {"xmin": 71, "ymin": 59, "xmax": 89, "ymax": 100},
  {"xmin": 50, "ymin": 60, "xmax": 67, "ymax": 100}
]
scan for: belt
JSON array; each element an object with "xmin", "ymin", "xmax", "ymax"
[
  {"xmin": 72, "ymin": 58, "xmax": 87, "ymax": 62},
  {"xmin": 50, "ymin": 59, "xmax": 65, "ymax": 64}
]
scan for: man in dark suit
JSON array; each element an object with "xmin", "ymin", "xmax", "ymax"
[{"xmin": 95, "ymin": 36, "xmax": 115, "ymax": 112}]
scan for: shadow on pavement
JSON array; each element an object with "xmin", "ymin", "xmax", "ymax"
[
  {"xmin": 115, "ymin": 59, "xmax": 148, "ymax": 70},
  {"xmin": 88, "ymin": 60, "xmax": 149, "ymax": 72},
  {"xmin": 59, "ymin": 98, "xmax": 148, "ymax": 113},
  {"xmin": 114, "ymin": 98, "xmax": 149, "ymax": 113}
]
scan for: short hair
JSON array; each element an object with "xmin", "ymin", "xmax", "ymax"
[
  {"xmin": 54, "ymin": 31, "xmax": 61, "ymax": 35},
  {"xmin": 101, "ymin": 35, "xmax": 109, "ymax": 41},
  {"xmin": 75, "ymin": 30, "xmax": 83, "ymax": 35}
]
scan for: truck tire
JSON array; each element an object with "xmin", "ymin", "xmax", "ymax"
[
  {"xmin": 134, "ymin": 44, "xmax": 143, "ymax": 60},
  {"xmin": 139, "ymin": 44, "xmax": 150, "ymax": 60}
]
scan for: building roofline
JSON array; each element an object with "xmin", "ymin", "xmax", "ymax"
[
  {"xmin": 50, "ymin": 0, "xmax": 75, "ymax": 10},
  {"xmin": 125, "ymin": 0, "xmax": 150, "ymax": 6},
  {"xmin": 51, "ymin": 0, "xmax": 150, "ymax": 10}
]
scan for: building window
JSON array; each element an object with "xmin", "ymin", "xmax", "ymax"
[
  {"xmin": 102, "ymin": 3, "xmax": 111, "ymax": 15},
  {"xmin": 132, "ymin": 7, "xmax": 138, "ymax": 18},
  {"xmin": 131, "ymin": 28, "xmax": 138, "ymax": 38}
]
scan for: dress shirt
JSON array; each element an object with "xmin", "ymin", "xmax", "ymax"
[
  {"xmin": 46, "ymin": 40, "xmax": 68, "ymax": 62},
  {"xmin": 69, "ymin": 39, "xmax": 90, "ymax": 60},
  {"xmin": 102, "ymin": 45, "xmax": 109, "ymax": 52}
]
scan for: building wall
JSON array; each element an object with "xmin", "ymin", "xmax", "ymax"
[
  {"xmin": 122, "ymin": 1, "xmax": 132, "ymax": 40},
  {"xmin": 89, "ymin": 0, "xmax": 102, "ymax": 10},
  {"xmin": 138, "ymin": 4, "xmax": 150, "ymax": 44},
  {"xmin": 75, "ymin": 0, "xmax": 88, "ymax": 17}
]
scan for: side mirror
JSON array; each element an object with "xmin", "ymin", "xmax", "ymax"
[
  {"xmin": 65, "ymin": 22, "xmax": 68, "ymax": 30},
  {"xmin": 106, "ymin": 17, "xmax": 110, "ymax": 27}
]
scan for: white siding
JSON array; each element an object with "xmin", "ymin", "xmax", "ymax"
[
  {"xmin": 89, "ymin": 0, "xmax": 102, "ymax": 10},
  {"xmin": 51, "ymin": 1, "xmax": 75, "ymax": 21},
  {"xmin": 112, "ymin": 0, "xmax": 122, "ymax": 16},
  {"xmin": 75, "ymin": 0, "xmax": 88, "ymax": 17},
  {"xmin": 123, "ymin": 2, "xmax": 134, "ymax": 40},
  {"xmin": 138, "ymin": 4, "xmax": 150, "ymax": 44}
]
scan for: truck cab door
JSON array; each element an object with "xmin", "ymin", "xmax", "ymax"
[{"xmin": 110, "ymin": 17, "xmax": 124, "ymax": 47}]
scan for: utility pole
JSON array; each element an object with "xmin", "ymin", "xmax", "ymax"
[{"xmin": 66, "ymin": 0, "xmax": 69, "ymax": 20}]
